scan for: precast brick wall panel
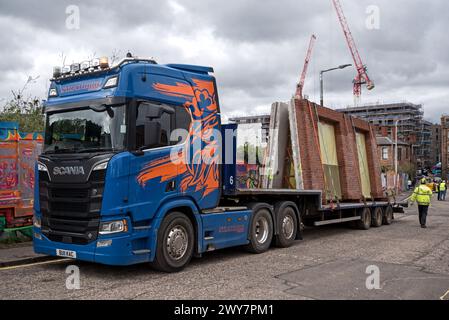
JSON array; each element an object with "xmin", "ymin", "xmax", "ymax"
[{"xmin": 293, "ymin": 99, "xmax": 384, "ymax": 203}]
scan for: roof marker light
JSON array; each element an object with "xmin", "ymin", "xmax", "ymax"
[
  {"xmin": 49, "ymin": 88, "xmax": 58, "ymax": 97},
  {"xmin": 62, "ymin": 65, "xmax": 71, "ymax": 74},
  {"xmin": 53, "ymin": 66, "xmax": 61, "ymax": 78},
  {"xmin": 99, "ymin": 56, "xmax": 109, "ymax": 69},
  {"xmin": 80, "ymin": 61, "xmax": 90, "ymax": 71},
  {"xmin": 103, "ymin": 76, "xmax": 118, "ymax": 89},
  {"xmin": 70, "ymin": 63, "xmax": 80, "ymax": 73},
  {"xmin": 91, "ymin": 58, "xmax": 100, "ymax": 69}
]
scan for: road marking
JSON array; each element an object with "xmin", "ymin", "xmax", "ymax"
[
  {"xmin": 0, "ymin": 258, "xmax": 70, "ymax": 271},
  {"xmin": 440, "ymin": 289, "xmax": 449, "ymax": 300}
]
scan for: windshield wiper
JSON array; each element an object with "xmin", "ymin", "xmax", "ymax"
[
  {"xmin": 44, "ymin": 147, "xmax": 79, "ymax": 154},
  {"xmin": 76, "ymin": 147, "xmax": 114, "ymax": 153}
]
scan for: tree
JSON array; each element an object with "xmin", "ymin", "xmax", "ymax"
[
  {"xmin": 399, "ymin": 162, "xmax": 417, "ymax": 180},
  {"xmin": 0, "ymin": 76, "xmax": 45, "ymax": 132}
]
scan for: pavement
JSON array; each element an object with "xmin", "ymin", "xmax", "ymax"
[
  {"xmin": 1, "ymin": 194, "xmax": 449, "ymax": 300},
  {"xmin": 0, "ymin": 242, "xmax": 50, "ymax": 267}
]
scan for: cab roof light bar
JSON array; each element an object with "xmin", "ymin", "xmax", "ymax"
[{"xmin": 52, "ymin": 55, "xmax": 157, "ymax": 80}]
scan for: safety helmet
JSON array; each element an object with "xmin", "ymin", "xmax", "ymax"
[{"xmin": 421, "ymin": 178, "xmax": 427, "ymax": 184}]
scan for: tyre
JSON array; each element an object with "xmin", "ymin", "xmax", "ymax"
[
  {"xmin": 371, "ymin": 207, "xmax": 383, "ymax": 228},
  {"xmin": 245, "ymin": 207, "xmax": 274, "ymax": 253},
  {"xmin": 275, "ymin": 205, "xmax": 298, "ymax": 248},
  {"xmin": 355, "ymin": 207, "xmax": 371, "ymax": 230},
  {"xmin": 383, "ymin": 205, "xmax": 393, "ymax": 225},
  {"xmin": 150, "ymin": 212, "xmax": 194, "ymax": 273}
]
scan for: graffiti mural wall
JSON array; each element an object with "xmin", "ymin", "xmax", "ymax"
[{"xmin": 0, "ymin": 122, "xmax": 43, "ymax": 230}]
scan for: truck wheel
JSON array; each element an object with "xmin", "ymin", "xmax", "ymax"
[
  {"xmin": 245, "ymin": 207, "xmax": 273, "ymax": 253},
  {"xmin": 355, "ymin": 207, "xmax": 371, "ymax": 230},
  {"xmin": 150, "ymin": 212, "xmax": 194, "ymax": 273},
  {"xmin": 371, "ymin": 207, "xmax": 383, "ymax": 228},
  {"xmin": 275, "ymin": 206, "xmax": 298, "ymax": 248},
  {"xmin": 383, "ymin": 205, "xmax": 393, "ymax": 225}
]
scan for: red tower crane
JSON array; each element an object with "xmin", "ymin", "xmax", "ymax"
[
  {"xmin": 332, "ymin": 0, "xmax": 374, "ymax": 105},
  {"xmin": 295, "ymin": 34, "xmax": 317, "ymax": 99}
]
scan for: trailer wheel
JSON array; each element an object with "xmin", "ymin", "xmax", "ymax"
[
  {"xmin": 150, "ymin": 212, "xmax": 194, "ymax": 273},
  {"xmin": 275, "ymin": 205, "xmax": 298, "ymax": 248},
  {"xmin": 356, "ymin": 207, "xmax": 371, "ymax": 230},
  {"xmin": 371, "ymin": 207, "xmax": 383, "ymax": 228},
  {"xmin": 383, "ymin": 205, "xmax": 393, "ymax": 225},
  {"xmin": 245, "ymin": 207, "xmax": 273, "ymax": 253}
]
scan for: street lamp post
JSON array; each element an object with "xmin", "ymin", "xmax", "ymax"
[
  {"xmin": 320, "ymin": 64, "xmax": 352, "ymax": 106},
  {"xmin": 394, "ymin": 119, "xmax": 401, "ymax": 195}
]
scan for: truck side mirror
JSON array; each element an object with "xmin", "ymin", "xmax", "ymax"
[{"xmin": 145, "ymin": 104, "xmax": 175, "ymax": 119}]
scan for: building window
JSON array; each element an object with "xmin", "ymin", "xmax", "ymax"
[
  {"xmin": 398, "ymin": 147, "xmax": 402, "ymax": 161},
  {"xmin": 382, "ymin": 147, "xmax": 389, "ymax": 160}
]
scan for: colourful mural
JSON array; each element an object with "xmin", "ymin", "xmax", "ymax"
[
  {"xmin": 236, "ymin": 163, "xmax": 261, "ymax": 189},
  {"xmin": 0, "ymin": 122, "xmax": 42, "ymax": 230}
]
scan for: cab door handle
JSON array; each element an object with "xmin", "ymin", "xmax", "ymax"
[{"xmin": 165, "ymin": 180, "xmax": 176, "ymax": 192}]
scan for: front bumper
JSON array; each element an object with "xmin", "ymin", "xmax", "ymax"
[{"xmin": 33, "ymin": 227, "xmax": 153, "ymax": 266}]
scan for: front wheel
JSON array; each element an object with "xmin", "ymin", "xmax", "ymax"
[
  {"xmin": 245, "ymin": 207, "xmax": 274, "ymax": 253},
  {"xmin": 150, "ymin": 212, "xmax": 194, "ymax": 273}
]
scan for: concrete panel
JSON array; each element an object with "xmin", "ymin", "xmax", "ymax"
[
  {"xmin": 287, "ymin": 99, "xmax": 304, "ymax": 189},
  {"xmin": 263, "ymin": 102, "xmax": 290, "ymax": 189}
]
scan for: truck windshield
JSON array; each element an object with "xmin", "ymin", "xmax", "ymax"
[{"xmin": 43, "ymin": 104, "xmax": 126, "ymax": 154}]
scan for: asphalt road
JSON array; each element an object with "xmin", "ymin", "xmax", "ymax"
[{"xmin": 2, "ymin": 197, "xmax": 449, "ymax": 300}]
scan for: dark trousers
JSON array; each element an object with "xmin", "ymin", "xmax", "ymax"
[
  {"xmin": 441, "ymin": 190, "xmax": 447, "ymax": 201},
  {"xmin": 418, "ymin": 205, "xmax": 429, "ymax": 226}
]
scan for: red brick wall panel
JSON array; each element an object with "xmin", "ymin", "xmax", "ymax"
[{"xmin": 293, "ymin": 99, "xmax": 385, "ymax": 202}]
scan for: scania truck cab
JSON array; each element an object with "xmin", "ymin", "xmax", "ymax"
[
  {"xmin": 34, "ymin": 56, "xmax": 261, "ymax": 272},
  {"xmin": 33, "ymin": 55, "xmax": 395, "ymax": 272}
]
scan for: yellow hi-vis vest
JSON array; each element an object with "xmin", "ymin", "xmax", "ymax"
[
  {"xmin": 440, "ymin": 182, "xmax": 446, "ymax": 191},
  {"xmin": 411, "ymin": 185, "xmax": 432, "ymax": 206}
]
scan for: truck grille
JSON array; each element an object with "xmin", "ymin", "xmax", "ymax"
[{"xmin": 39, "ymin": 170, "xmax": 105, "ymax": 245}]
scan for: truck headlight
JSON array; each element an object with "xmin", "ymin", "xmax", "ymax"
[
  {"xmin": 93, "ymin": 161, "xmax": 108, "ymax": 171},
  {"xmin": 37, "ymin": 162, "xmax": 48, "ymax": 172},
  {"xmin": 99, "ymin": 219, "xmax": 127, "ymax": 235},
  {"xmin": 33, "ymin": 216, "xmax": 41, "ymax": 228}
]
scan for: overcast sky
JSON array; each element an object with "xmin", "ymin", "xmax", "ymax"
[{"xmin": 1, "ymin": 0, "xmax": 448, "ymax": 122}]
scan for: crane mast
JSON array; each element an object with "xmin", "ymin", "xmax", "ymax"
[
  {"xmin": 295, "ymin": 34, "xmax": 317, "ymax": 99},
  {"xmin": 331, "ymin": 0, "xmax": 374, "ymax": 106}
]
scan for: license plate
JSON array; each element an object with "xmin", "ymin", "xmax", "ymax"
[{"xmin": 56, "ymin": 249, "xmax": 77, "ymax": 259}]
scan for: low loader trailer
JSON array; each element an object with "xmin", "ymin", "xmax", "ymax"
[{"xmin": 33, "ymin": 56, "xmax": 399, "ymax": 272}]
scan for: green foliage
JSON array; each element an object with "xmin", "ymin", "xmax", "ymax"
[
  {"xmin": 237, "ymin": 142, "xmax": 265, "ymax": 164},
  {"xmin": 0, "ymin": 94, "xmax": 44, "ymax": 133},
  {"xmin": 399, "ymin": 162, "xmax": 417, "ymax": 179}
]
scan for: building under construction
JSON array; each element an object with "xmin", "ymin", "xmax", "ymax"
[
  {"xmin": 229, "ymin": 115, "xmax": 271, "ymax": 143},
  {"xmin": 336, "ymin": 102, "xmax": 434, "ymax": 169},
  {"xmin": 442, "ymin": 115, "xmax": 449, "ymax": 180}
]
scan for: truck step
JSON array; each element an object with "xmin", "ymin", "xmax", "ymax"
[
  {"xmin": 202, "ymin": 207, "xmax": 248, "ymax": 214},
  {"xmin": 132, "ymin": 249, "xmax": 151, "ymax": 255}
]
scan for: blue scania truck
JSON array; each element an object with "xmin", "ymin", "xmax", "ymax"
[{"xmin": 33, "ymin": 55, "xmax": 396, "ymax": 272}]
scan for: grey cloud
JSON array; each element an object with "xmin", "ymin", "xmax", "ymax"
[
  {"xmin": 0, "ymin": 0, "xmax": 174, "ymax": 32},
  {"xmin": 0, "ymin": 0, "xmax": 448, "ymax": 123}
]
